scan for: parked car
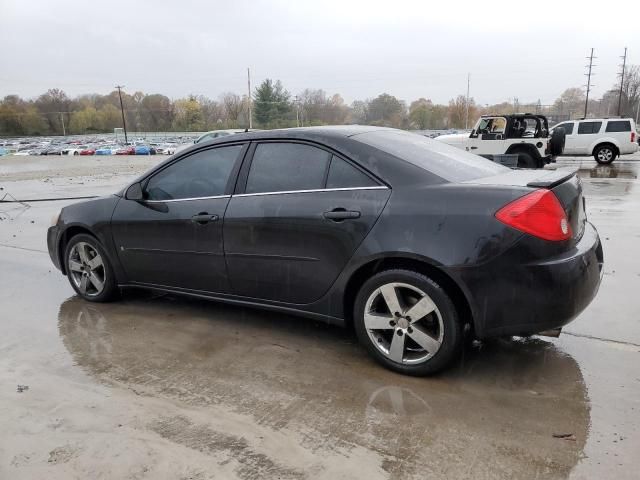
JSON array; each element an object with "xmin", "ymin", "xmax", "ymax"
[
  {"xmin": 436, "ymin": 114, "xmax": 565, "ymax": 168},
  {"xmin": 95, "ymin": 146, "xmax": 118, "ymax": 155},
  {"xmin": 551, "ymin": 118, "xmax": 638, "ymax": 164},
  {"xmin": 47, "ymin": 126, "xmax": 603, "ymax": 375},
  {"xmin": 62, "ymin": 145, "xmax": 88, "ymax": 155},
  {"xmin": 79, "ymin": 147, "xmax": 96, "ymax": 156},
  {"xmin": 115, "ymin": 146, "xmax": 135, "ymax": 155},
  {"xmin": 44, "ymin": 146, "xmax": 64, "ymax": 155},
  {"xmin": 134, "ymin": 145, "xmax": 152, "ymax": 155}
]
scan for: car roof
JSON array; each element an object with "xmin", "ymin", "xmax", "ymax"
[{"xmin": 200, "ymin": 125, "xmax": 396, "ymax": 144}]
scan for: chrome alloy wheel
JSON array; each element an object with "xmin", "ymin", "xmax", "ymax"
[
  {"xmin": 597, "ymin": 148, "xmax": 614, "ymax": 162},
  {"xmin": 363, "ymin": 282, "xmax": 444, "ymax": 364},
  {"xmin": 68, "ymin": 242, "xmax": 106, "ymax": 297}
]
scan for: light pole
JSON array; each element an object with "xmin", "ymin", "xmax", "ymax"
[{"xmin": 115, "ymin": 85, "xmax": 128, "ymax": 144}]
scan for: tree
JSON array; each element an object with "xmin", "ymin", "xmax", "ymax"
[
  {"xmin": 253, "ymin": 79, "xmax": 291, "ymax": 128},
  {"xmin": 366, "ymin": 93, "xmax": 406, "ymax": 127},
  {"xmin": 409, "ymin": 98, "xmax": 433, "ymax": 129},
  {"xmin": 172, "ymin": 96, "xmax": 205, "ymax": 131},
  {"xmin": 220, "ymin": 92, "xmax": 245, "ymax": 128},
  {"xmin": 35, "ymin": 88, "xmax": 70, "ymax": 134},
  {"xmin": 447, "ymin": 95, "xmax": 477, "ymax": 129},
  {"xmin": 553, "ymin": 88, "xmax": 586, "ymax": 119}
]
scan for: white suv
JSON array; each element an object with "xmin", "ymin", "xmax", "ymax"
[{"xmin": 552, "ymin": 118, "xmax": 638, "ymax": 164}]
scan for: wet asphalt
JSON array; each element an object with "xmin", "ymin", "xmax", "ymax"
[{"xmin": 0, "ymin": 154, "xmax": 638, "ymax": 479}]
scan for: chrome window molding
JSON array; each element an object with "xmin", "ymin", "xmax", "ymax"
[
  {"xmin": 144, "ymin": 194, "xmax": 231, "ymax": 203},
  {"xmin": 233, "ymin": 186, "xmax": 389, "ymax": 198}
]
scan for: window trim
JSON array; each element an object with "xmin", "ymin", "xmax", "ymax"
[
  {"xmin": 234, "ymin": 140, "xmax": 385, "ymax": 196},
  {"xmin": 139, "ymin": 142, "xmax": 249, "ymax": 202}
]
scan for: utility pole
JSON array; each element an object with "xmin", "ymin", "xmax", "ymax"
[
  {"xmin": 115, "ymin": 85, "xmax": 128, "ymax": 144},
  {"xmin": 60, "ymin": 112, "xmax": 66, "ymax": 136},
  {"xmin": 294, "ymin": 95, "xmax": 300, "ymax": 127},
  {"xmin": 584, "ymin": 48, "xmax": 596, "ymax": 118},
  {"xmin": 247, "ymin": 68, "xmax": 252, "ymax": 129},
  {"xmin": 617, "ymin": 47, "xmax": 627, "ymax": 117},
  {"xmin": 465, "ymin": 73, "xmax": 470, "ymax": 129}
]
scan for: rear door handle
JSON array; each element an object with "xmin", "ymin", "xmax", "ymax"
[
  {"xmin": 191, "ymin": 212, "xmax": 219, "ymax": 224},
  {"xmin": 470, "ymin": 146, "xmax": 478, "ymax": 150},
  {"xmin": 323, "ymin": 209, "xmax": 361, "ymax": 221}
]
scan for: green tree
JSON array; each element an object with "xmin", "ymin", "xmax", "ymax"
[
  {"xmin": 366, "ymin": 93, "xmax": 406, "ymax": 127},
  {"xmin": 253, "ymin": 79, "xmax": 291, "ymax": 128},
  {"xmin": 409, "ymin": 98, "xmax": 433, "ymax": 129}
]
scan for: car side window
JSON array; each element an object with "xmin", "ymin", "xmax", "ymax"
[
  {"xmin": 578, "ymin": 122, "xmax": 602, "ymax": 134},
  {"xmin": 557, "ymin": 122, "xmax": 574, "ymax": 135},
  {"xmin": 326, "ymin": 155, "xmax": 378, "ymax": 189},
  {"xmin": 145, "ymin": 145, "xmax": 242, "ymax": 200},
  {"xmin": 605, "ymin": 120, "xmax": 631, "ymax": 132},
  {"xmin": 245, "ymin": 143, "xmax": 330, "ymax": 194}
]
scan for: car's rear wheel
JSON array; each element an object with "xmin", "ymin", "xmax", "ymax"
[
  {"xmin": 354, "ymin": 269, "xmax": 463, "ymax": 375},
  {"xmin": 64, "ymin": 234, "xmax": 118, "ymax": 302},
  {"xmin": 594, "ymin": 144, "xmax": 617, "ymax": 164},
  {"xmin": 516, "ymin": 151, "xmax": 537, "ymax": 168}
]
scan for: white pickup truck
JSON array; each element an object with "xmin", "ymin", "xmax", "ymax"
[{"xmin": 436, "ymin": 114, "xmax": 565, "ymax": 168}]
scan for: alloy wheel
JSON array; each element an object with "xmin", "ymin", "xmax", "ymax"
[
  {"xmin": 597, "ymin": 148, "xmax": 613, "ymax": 162},
  {"xmin": 68, "ymin": 242, "xmax": 106, "ymax": 297},
  {"xmin": 363, "ymin": 282, "xmax": 444, "ymax": 364}
]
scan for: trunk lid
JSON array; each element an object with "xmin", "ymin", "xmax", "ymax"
[{"xmin": 464, "ymin": 168, "xmax": 585, "ymax": 242}]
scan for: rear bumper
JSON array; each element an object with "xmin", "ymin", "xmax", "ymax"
[{"xmin": 452, "ymin": 222, "xmax": 603, "ymax": 338}]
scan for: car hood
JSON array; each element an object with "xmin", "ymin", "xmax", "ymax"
[{"xmin": 435, "ymin": 133, "xmax": 468, "ymax": 144}]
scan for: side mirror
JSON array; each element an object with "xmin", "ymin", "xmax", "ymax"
[{"xmin": 125, "ymin": 182, "xmax": 144, "ymax": 201}]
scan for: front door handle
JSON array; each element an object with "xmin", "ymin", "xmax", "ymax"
[
  {"xmin": 323, "ymin": 209, "xmax": 361, "ymax": 221},
  {"xmin": 470, "ymin": 146, "xmax": 478, "ymax": 150},
  {"xmin": 191, "ymin": 212, "xmax": 219, "ymax": 225}
]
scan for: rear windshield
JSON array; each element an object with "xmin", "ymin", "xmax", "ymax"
[{"xmin": 353, "ymin": 130, "xmax": 508, "ymax": 182}]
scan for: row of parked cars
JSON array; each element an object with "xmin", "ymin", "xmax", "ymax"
[{"xmin": 8, "ymin": 143, "xmax": 180, "ymax": 156}]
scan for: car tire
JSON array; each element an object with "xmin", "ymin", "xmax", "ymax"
[
  {"xmin": 64, "ymin": 234, "xmax": 119, "ymax": 303},
  {"xmin": 594, "ymin": 144, "xmax": 617, "ymax": 165},
  {"xmin": 353, "ymin": 269, "xmax": 463, "ymax": 376},
  {"xmin": 73, "ymin": 151, "xmax": 79, "ymax": 155},
  {"xmin": 516, "ymin": 151, "xmax": 537, "ymax": 169}
]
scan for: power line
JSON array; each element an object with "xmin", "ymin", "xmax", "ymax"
[{"xmin": 584, "ymin": 48, "xmax": 596, "ymax": 118}]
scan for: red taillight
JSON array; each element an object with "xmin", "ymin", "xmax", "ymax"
[
  {"xmin": 632, "ymin": 131, "xmax": 636, "ymax": 143},
  {"xmin": 495, "ymin": 189, "xmax": 572, "ymax": 241}
]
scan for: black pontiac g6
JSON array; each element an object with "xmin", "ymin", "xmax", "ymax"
[{"xmin": 48, "ymin": 126, "xmax": 603, "ymax": 375}]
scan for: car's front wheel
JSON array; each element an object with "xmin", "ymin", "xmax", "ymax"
[
  {"xmin": 64, "ymin": 234, "xmax": 118, "ymax": 302},
  {"xmin": 354, "ymin": 269, "xmax": 462, "ymax": 375}
]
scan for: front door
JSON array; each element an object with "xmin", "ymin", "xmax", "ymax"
[
  {"xmin": 110, "ymin": 144, "xmax": 246, "ymax": 293},
  {"xmin": 223, "ymin": 142, "xmax": 390, "ymax": 304}
]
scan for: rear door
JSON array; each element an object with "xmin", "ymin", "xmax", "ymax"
[
  {"xmin": 576, "ymin": 121, "xmax": 603, "ymax": 154},
  {"xmin": 223, "ymin": 141, "xmax": 390, "ymax": 304},
  {"xmin": 110, "ymin": 143, "xmax": 246, "ymax": 292}
]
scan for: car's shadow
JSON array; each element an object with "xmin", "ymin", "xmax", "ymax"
[{"xmin": 58, "ymin": 292, "xmax": 589, "ymax": 478}]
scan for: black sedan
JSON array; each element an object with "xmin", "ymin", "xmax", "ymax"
[{"xmin": 47, "ymin": 126, "xmax": 603, "ymax": 375}]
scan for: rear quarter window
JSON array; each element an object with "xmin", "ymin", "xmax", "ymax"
[
  {"xmin": 353, "ymin": 130, "xmax": 508, "ymax": 182},
  {"xmin": 605, "ymin": 120, "xmax": 631, "ymax": 132}
]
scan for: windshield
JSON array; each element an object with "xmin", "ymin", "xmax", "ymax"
[{"xmin": 353, "ymin": 130, "xmax": 508, "ymax": 182}]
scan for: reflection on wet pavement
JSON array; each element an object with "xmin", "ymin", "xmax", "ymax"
[
  {"xmin": 574, "ymin": 163, "xmax": 637, "ymax": 197},
  {"xmin": 58, "ymin": 293, "xmax": 589, "ymax": 478}
]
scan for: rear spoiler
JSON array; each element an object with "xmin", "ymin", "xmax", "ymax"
[
  {"xmin": 526, "ymin": 169, "xmax": 576, "ymax": 188},
  {"xmin": 464, "ymin": 168, "xmax": 577, "ymax": 188}
]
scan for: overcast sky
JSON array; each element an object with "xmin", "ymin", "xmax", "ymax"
[{"xmin": 1, "ymin": 0, "xmax": 637, "ymax": 105}]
